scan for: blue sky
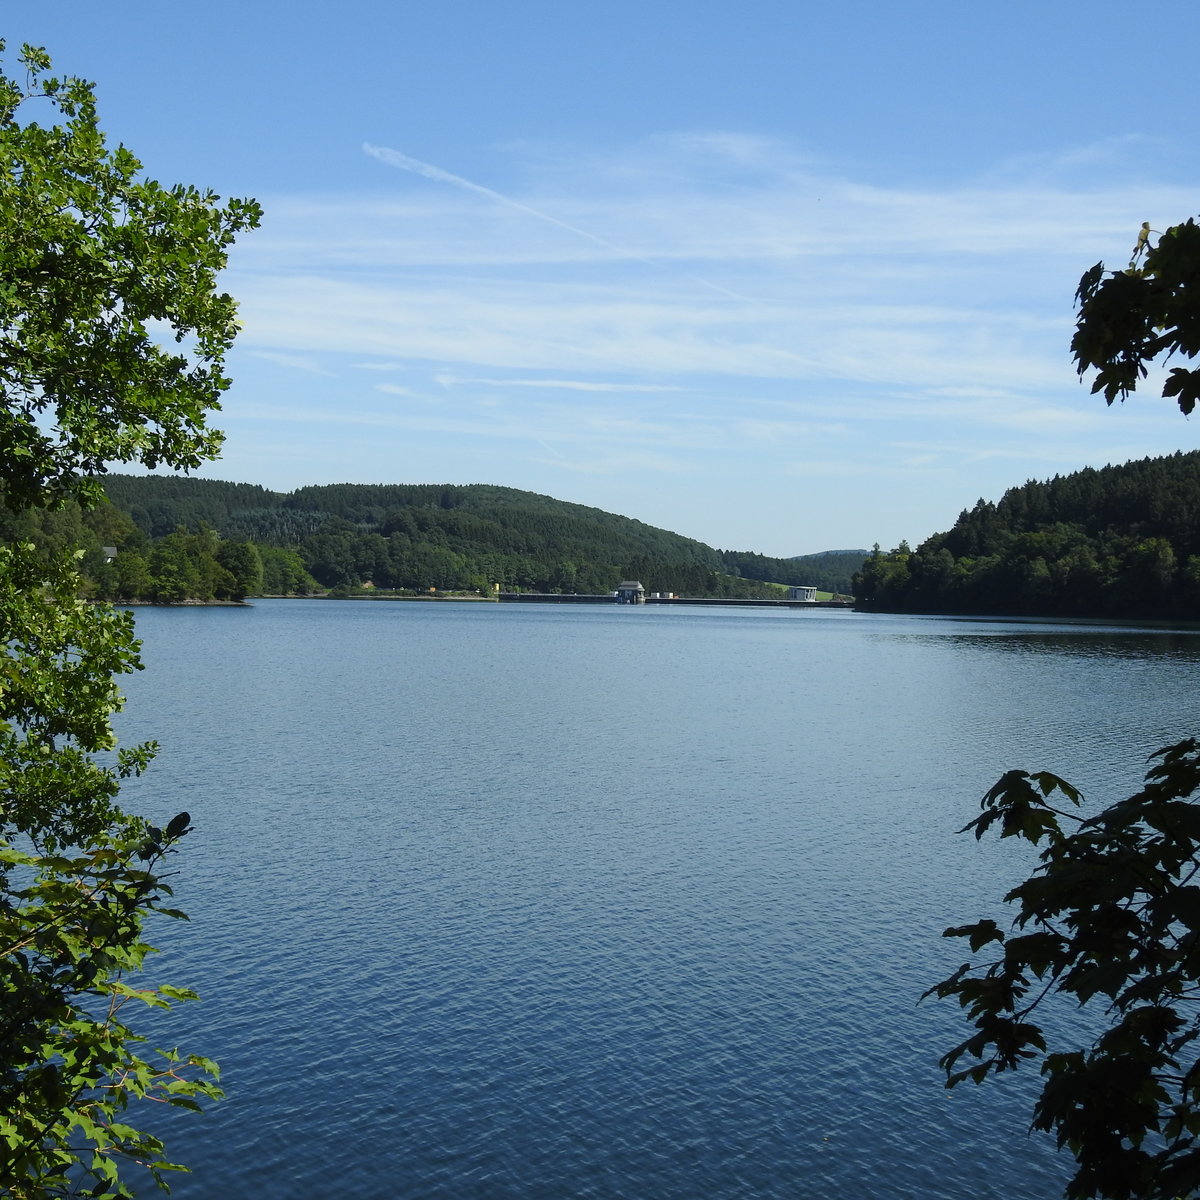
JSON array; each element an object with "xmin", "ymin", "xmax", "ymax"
[{"xmin": 7, "ymin": 1, "xmax": 1200, "ymax": 555}]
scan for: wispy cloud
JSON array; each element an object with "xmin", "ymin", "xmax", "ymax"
[
  {"xmin": 221, "ymin": 133, "xmax": 1200, "ymax": 552},
  {"xmin": 435, "ymin": 373, "xmax": 683, "ymax": 393},
  {"xmin": 374, "ymin": 383, "xmax": 431, "ymax": 399},
  {"xmin": 533, "ymin": 448, "xmax": 696, "ymax": 476},
  {"xmin": 246, "ymin": 350, "xmax": 335, "ymax": 376},
  {"xmin": 362, "ymin": 144, "xmax": 636, "ymax": 254},
  {"xmin": 362, "ymin": 142, "xmax": 754, "ymax": 300}
]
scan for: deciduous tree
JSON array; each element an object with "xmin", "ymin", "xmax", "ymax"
[{"xmin": 0, "ymin": 39, "xmax": 259, "ymax": 1197}]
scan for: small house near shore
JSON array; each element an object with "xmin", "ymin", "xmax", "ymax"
[
  {"xmin": 788, "ymin": 586, "xmax": 818, "ymax": 602},
  {"xmin": 615, "ymin": 580, "xmax": 646, "ymax": 604}
]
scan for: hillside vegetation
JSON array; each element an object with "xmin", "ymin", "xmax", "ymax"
[
  {"xmin": 7, "ymin": 476, "xmax": 856, "ymax": 601},
  {"xmin": 854, "ymin": 451, "xmax": 1200, "ymax": 619},
  {"xmin": 785, "ymin": 550, "xmax": 870, "ymax": 597}
]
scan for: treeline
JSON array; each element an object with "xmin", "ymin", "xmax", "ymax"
[
  {"xmin": 748, "ymin": 549, "xmax": 869, "ymax": 596},
  {"xmin": 22, "ymin": 476, "xmax": 848, "ymax": 601},
  {"xmin": 0, "ymin": 499, "xmax": 303, "ymax": 602},
  {"xmin": 854, "ymin": 451, "xmax": 1200, "ymax": 619}
]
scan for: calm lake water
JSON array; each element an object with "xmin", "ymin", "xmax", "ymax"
[{"xmin": 112, "ymin": 600, "xmax": 1200, "ymax": 1199}]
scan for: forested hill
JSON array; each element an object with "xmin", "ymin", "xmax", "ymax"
[
  {"xmin": 101, "ymin": 478, "xmax": 723, "ymax": 588},
  {"xmin": 83, "ymin": 476, "xmax": 852, "ymax": 599},
  {"xmin": 718, "ymin": 547, "xmax": 868, "ymax": 596},
  {"xmin": 789, "ymin": 550, "xmax": 871, "ymax": 596},
  {"xmin": 854, "ymin": 451, "xmax": 1200, "ymax": 619}
]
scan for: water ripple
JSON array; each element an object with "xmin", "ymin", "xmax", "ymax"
[{"xmin": 110, "ymin": 603, "xmax": 1193, "ymax": 1198}]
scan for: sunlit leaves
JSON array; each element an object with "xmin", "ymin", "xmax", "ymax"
[
  {"xmin": 0, "ymin": 822, "xmax": 221, "ymax": 1198},
  {"xmin": 0, "ymin": 39, "xmax": 260, "ymax": 510},
  {"xmin": 0, "ymin": 538, "xmax": 214, "ymax": 1196},
  {"xmin": 0, "ymin": 36, "xmax": 255, "ymax": 1198}
]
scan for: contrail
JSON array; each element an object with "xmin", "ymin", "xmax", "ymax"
[
  {"xmin": 363, "ymin": 143, "xmax": 752, "ymax": 303},
  {"xmin": 364, "ymin": 144, "xmax": 632, "ymax": 256}
]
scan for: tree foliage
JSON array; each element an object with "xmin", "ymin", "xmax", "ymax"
[
  {"xmin": 92, "ymin": 476, "xmax": 845, "ymax": 598},
  {"xmin": 929, "ymin": 748, "xmax": 1200, "ymax": 1199},
  {"xmin": 0, "ymin": 39, "xmax": 258, "ymax": 1196},
  {"xmin": 858, "ymin": 217, "xmax": 1200, "ymax": 622},
  {"xmin": 853, "ymin": 452, "xmax": 1200, "ymax": 619},
  {"xmin": 930, "ymin": 218, "xmax": 1200, "ymax": 1200},
  {"xmin": 0, "ymin": 44, "xmax": 258, "ymax": 509},
  {"xmin": 1073, "ymin": 220, "xmax": 1200, "ymax": 416}
]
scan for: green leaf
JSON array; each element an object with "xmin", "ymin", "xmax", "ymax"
[{"xmin": 0, "ymin": 35, "xmax": 250, "ymax": 1192}]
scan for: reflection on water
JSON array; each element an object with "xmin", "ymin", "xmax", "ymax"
[
  {"xmin": 948, "ymin": 629, "xmax": 1200, "ymax": 661},
  {"xmin": 868, "ymin": 611, "xmax": 1200, "ymax": 661},
  {"xmin": 113, "ymin": 602, "xmax": 1200, "ymax": 1199}
]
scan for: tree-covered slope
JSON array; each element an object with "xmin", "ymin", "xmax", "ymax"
[
  {"xmin": 854, "ymin": 451, "xmax": 1200, "ymax": 618},
  {"xmin": 788, "ymin": 550, "xmax": 870, "ymax": 596},
  {"xmin": 91, "ymin": 476, "xmax": 844, "ymax": 598},
  {"xmin": 101, "ymin": 475, "xmax": 282, "ymax": 537},
  {"xmin": 718, "ymin": 548, "xmax": 866, "ymax": 594}
]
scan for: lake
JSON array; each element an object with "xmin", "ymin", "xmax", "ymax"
[{"xmin": 112, "ymin": 600, "xmax": 1200, "ymax": 1199}]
